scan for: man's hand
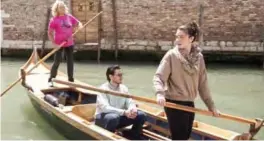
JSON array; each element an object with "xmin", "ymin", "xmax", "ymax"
[
  {"xmin": 124, "ymin": 110, "xmax": 131, "ymax": 118},
  {"xmin": 129, "ymin": 107, "xmax": 137, "ymax": 119},
  {"xmin": 124, "ymin": 107, "xmax": 137, "ymax": 119}
]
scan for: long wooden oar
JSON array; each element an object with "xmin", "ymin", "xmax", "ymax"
[
  {"xmin": 0, "ymin": 11, "xmax": 103, "ymax": 97},
  {"xmin": 52, "ymin": 78, "xmax": 264, "ymax": 128}
]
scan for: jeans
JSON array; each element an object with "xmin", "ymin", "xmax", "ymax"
[{"xmin": 95, "ymin": 111, "xmax": 147, "ymax": 139}]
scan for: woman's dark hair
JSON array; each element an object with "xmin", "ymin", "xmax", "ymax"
[
  {"xmin": 178, "ymin": 21, "xmax": 200, "ymax": 42},
  {"xmin": 106, "ymin": 65, "xmax": 121, "ymax": 82}
]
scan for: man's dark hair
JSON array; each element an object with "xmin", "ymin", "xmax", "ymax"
[{"xmin": 106, "ymin": 65, "xmax": 121, "ymax": 82}]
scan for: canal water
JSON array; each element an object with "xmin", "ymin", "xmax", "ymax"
[{"xmin": 1, "ymin": 57, "xmax": 264, "ymax": 139}]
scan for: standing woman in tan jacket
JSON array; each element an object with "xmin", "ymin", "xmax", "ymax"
[{"xmin": 153, "ymin": 22, "xmax": 219, "ymax": 140}]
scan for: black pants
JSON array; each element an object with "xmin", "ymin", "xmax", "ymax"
[
  {"xmin": 164, "ymin": 99, "xmax": 195, "ymax": 140},
  {"xmin": 48, "ymin": 46, "xmax": 74, "ymax": 82}
]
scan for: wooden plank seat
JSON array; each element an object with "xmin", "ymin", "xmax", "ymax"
[{"xmin": 71, "ymin": 103, "xmax": 97, "ymax": 122}]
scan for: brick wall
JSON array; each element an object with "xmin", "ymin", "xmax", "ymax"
[
  {"xmin": 1, "ymin": 0, "xmax": 69, "ymax": 49},
  {"xmin": 203, "ymin": 0, "xmax": 264, "ymax": 41},
  {"xmin": 100, "ymin": 0, "xmax": 264, "ymax": 52},
  {"xmin": 1, "ymin": 0, "xmax": 264, "ymax": 53},
  {"xmin": 2, "ymin": 0, "xmax": 54, "ymax": 40},
  {"xmin": 102, "ymin": 0, "xmax": 199, "ymax": 41}
]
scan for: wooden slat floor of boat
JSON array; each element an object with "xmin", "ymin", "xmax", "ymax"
[
  {"xmin": 25, "ymin": 64, "xmax": 50, "ymax": 74},
  {"xmin": 142, "ymin": 129, "xmax": 171, "ymax": 141},
  {"xmin": 116, "ymin": 123, "xmax": 171, "ymax": 140},
  {"xmin": 25, "ymin": 64, "xmax": 59, "ymax": 90}
]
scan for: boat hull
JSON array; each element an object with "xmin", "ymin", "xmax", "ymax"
[
  {"xmin": 19, "ymin": 49, "xmax": 252, "ymax": 140},
  {"xmin": 28, "ymin": 93, "xmax": 96, "ymax": 140},
  {"xmin": 27, "ymin": 89, "xmax": 218, "ymax": 140}
]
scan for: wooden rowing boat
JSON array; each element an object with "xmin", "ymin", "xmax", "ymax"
[{"xmin": 19, "ymin": 49, "xmax": 255, "ymax": 140}]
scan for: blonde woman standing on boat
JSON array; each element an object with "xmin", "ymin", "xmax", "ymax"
[
  {"xmin": 48, "ymin": 0, "xmax": 82, "ymax": 86},
  {"xmin": 153, "ymin": 22, "xmax": 220, "ymax": 140}
]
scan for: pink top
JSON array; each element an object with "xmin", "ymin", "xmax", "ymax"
[{"xmin": 48, "ymin": 14, "xmax": 79, "ymax": 47}]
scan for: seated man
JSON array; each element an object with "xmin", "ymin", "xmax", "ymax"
[{"xmin": 94, "ymin": 65, "xmax": 147, "ymax": 139}]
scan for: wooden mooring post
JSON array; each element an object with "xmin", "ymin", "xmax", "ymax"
[
  {"xmin": 111, "ymin": 0, "xmax": 118, "ymax": 61},
  {"xmin": 260, "ymin": 30, "xmax": 264, "ymax": 69},
  {"xmin": 97, "ymin": 0, "xmax": 102, "ymax": 64},
  {"xmin": 198, "ymin": 3, "xmax": 204, "ymax": 46},
  {"xmin": 41, "ymin": 8, "xmax": 51, "ymax": 58},
  {"xmin": 262, "ymin": 41, "xmax": 264, "ymax": 69}
]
